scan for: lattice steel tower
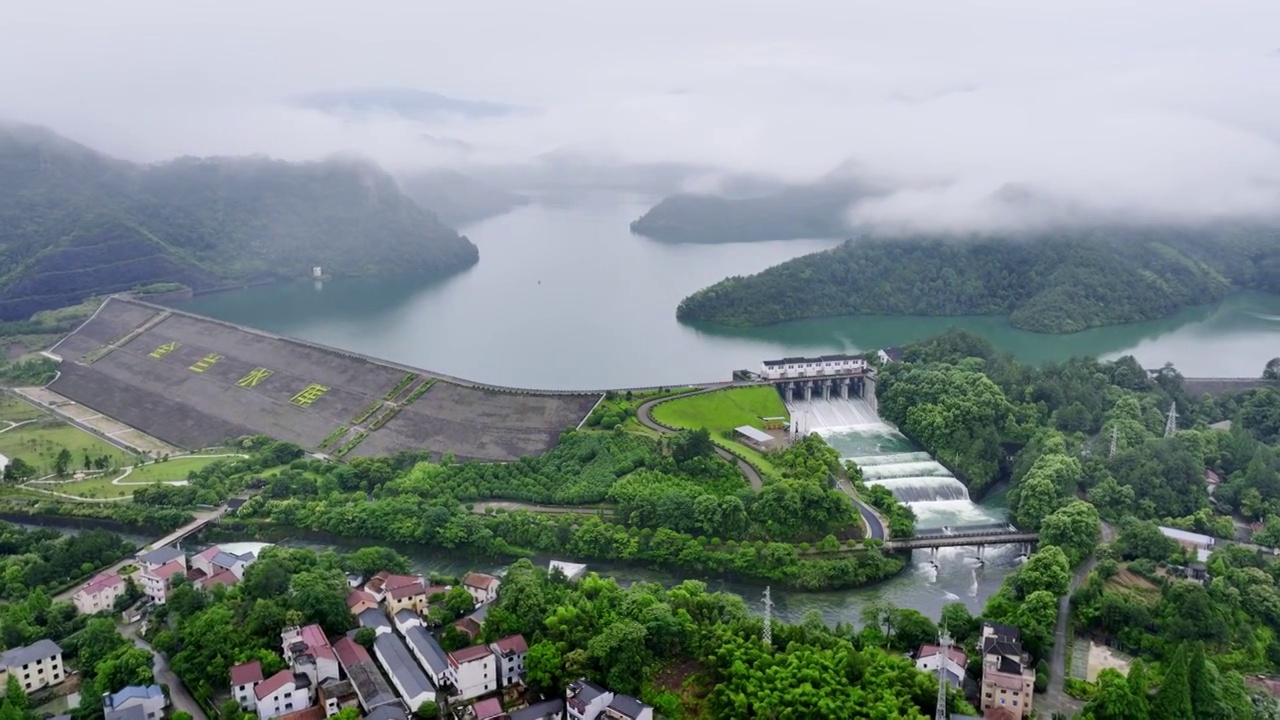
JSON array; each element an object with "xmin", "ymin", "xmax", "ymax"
[
  {"xmin": 935, "ymin": 630, "xmax": 953, "ymax": 720},
  {"xmin": 762, "ymin": 587, "xmax": 773, "ymax": 648},
  {"xmin": 1164, "ymin": 402, "xmax": 1178, "ymax": 438}
]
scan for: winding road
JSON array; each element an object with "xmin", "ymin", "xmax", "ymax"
[{"xmin": 635, "ymin": 388, "xmax": 886, "ymax": 541}]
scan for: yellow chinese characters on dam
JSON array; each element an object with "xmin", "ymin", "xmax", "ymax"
[
  {"xmin": 149, "ymin": 341, "xmax": 179, "ymax": 359},
  {"xmin": 189, "ymin": 353, "xmax": 222, "ymax": 373},
  {"xmin": 291, "ymin": 384, "xmax": 330, "ymax": 407},
  {"xmin": 237, "ymin": 367, "xmax": 273, "ymax": 388}
]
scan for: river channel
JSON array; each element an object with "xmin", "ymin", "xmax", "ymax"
[{"xmin": 166, "ymin": 193, "xmax": 1280, "ymax": 623}]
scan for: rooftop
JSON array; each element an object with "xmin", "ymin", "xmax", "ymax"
[
  {"xmin": 567, "ymin": 678, "xmax": 609, "ymax": 705},
  {"xmin": 917, "ymin": 644, "xmax": 967, "ymax": 668},
  {"xmin": 463, "ymin": 572, "xmax": 499, "ymax": 591},
  {"xmin": 358, "ymin": 608, "xmax": 392, "ymax": 631},
  {"xmin": 473, "ymin": 697, "xmax": 504, "ymax": 720},
  {"xmin": 278, "ymin": 707, "xmax": 325, "ymax": 720},
  {"xmin": 78, "ymin": 572, "xmax": 124, "ymax": 596},
  {"xmin": 345, "ymin": 661, "xmax": 398, "ymax": 711},
  {"xmin": 347, "ymin": 589, "xmax": 377, "ymax": 609},
  {"xmin": 387, "ymin": 582, "xmax": 426, "ymax": 600},
  {"xmin": 404, "ymin": 626, "xmax": 449, "ymax": 675},
  {"xmin": 607, "ymin": 694, "xmax": 651, "ymax": 719},
  {"xmin": 104, "ymin": 706, "xmax": 147, "ymax": 720},
  {"xmin": 365, "ymin": 705, "xmax": 408, "ymax": 720},
  {"xmin": 395, "ymin": 609, "xmax": 420, "ymax": 625},
  {"xmin": 373, "ymin": 634, "xmax": 435, "ymax": 698},
  {"xmin": 105, "ymin": 685, "xmax": 164, "ymax": 708},
  {"xmin": 508, "ymin": 699, "xmax": 565, "ymax": 720},
  {"xmin": 212, "ymin": 550, "xmax": 247, "ymax": 569},
  {"xmin": 255, "ymin": 670, "xmax": 300, "ymax": 701},
  {"xmin": 448, "ymin": 644, "xmax": 493, "ymax": 666},
  {"xmin": 149, "ymin": 559, "xmax": 186, "ymax": 580},
  {"xmin": 1159, "ymin": 526, "xmax": 1216, "ymax": 546},
  {"xmin": 491, "ymin": 635, "xmax": 529, "ymax": 656},
  {"xmin": 196, "ymin": 546, "xmax": 221, "ymax": 562},
  {"xmin": 734, "ymin": 425, "xmax": 772, "ymax": 443},
  {"xmin": 333, "ymin": 636, "xmax": 372, "ymax": 668},
  {"xmin": 0, "ymin": 638, "xmax": 62, "ymax": 668},
  {"xmin": 230, "ymin": 660, "xmax": 264, "ymax": 687},
  {"xmin": 202, "ymin": 569, "xmax": 239, "ymax": 588},
  {"xmin": 137, "ymin": 546, "xmax": 184, "ymax": 566}
]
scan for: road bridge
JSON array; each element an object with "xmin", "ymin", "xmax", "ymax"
[{"xmin": 884, "ymin": 530, "xmax": 1038, "ymax": 552}]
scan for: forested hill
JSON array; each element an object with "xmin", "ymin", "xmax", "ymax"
[
  {"xmin": 0, "ymin": 122, "xmax": 479, "ymax": 320},
  {"xmin": 676, "ymin": 228, "xmax": 1280, "ymax": 333},
  {"xmin": 629, "ymin": 179, "xmax": 871, "ymax": 242}
]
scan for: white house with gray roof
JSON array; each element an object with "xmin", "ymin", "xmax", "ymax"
[
  {"xmin": 604, "ymin": 695, "xmax": 653, "ymax": 720},
  {"xmin": 0, "ymin": 639, "xmax": 64, "ymax": 693},
  {"xmin": 402, "ymin": 626, "xmax": 450, "ymax": 689},
  {"xmin": 357, "ymin": 608, "xmax": 392, "ymax": 636},
  {"xmin": 566, "ymin": 679, "xmax": 613, "ymax": 720},
  {"xmin": 102, "ymin": 684, "xmax": 167, "ymax": 720},
  {"xmin": 136, "ymin": 546, "xmax": 186, "ymax": 571},
  {"xmin": 372, "ymin": 634, "xmax": 435, "ymax": 711}
]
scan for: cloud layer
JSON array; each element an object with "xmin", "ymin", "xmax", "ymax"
[{"xmin": 3, "ymin": 0, "xmax": 1279, "ymax": 230}]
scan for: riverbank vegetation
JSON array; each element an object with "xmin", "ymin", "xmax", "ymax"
[{"xmin": 676, "ymin": 228, "xmax": 1280, "ymax": 333}]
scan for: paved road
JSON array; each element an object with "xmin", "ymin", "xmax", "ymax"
[
  {"xmin": 635, "ymin": 389, "xmax": 765, "ymax": 492},
  {"xmin": 1038, "ymin": 552, "xmax": 1099, "ymax": 718},
  {"xmin": 123, "ymin": 623, "xmax": 207, "ymax": 720},
  {"xmin": 836, "ymin": 478, "xmax": 886, "ymax": 541},
  {"xmin": 471, "ymin": 501, "xmax": 614, "ymax": 515},
  {"xmin": 53, "ymin": 507, "xmax": 226, "ymax": 603}
]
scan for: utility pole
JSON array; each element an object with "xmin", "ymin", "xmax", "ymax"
[
  {"xmin": 762, "ymin": 587, "xmax": 773, "ymax": 649},
  {"xmin": 935, "ymin": 629, "xmax": 953, "ymax": 720},
  {"xmin": 1164, "ymin": 402, "xmax": 1178, "ymax": 438}
]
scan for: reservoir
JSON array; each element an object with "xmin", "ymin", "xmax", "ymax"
[{"xmin": 177, "ymin": 195, "xmax": 1280, "ymax": 390}]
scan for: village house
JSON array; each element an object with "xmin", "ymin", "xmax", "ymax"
[
  {"xmin": 393, "ymin": 609, "xmax": 423, "ymax": 635},
  {"xmin": 0, "ymin": 639, "xmax": 64, "ymax": 693},
  {"xmin": 192, "ymin": 546, "xmax": 257, "ymax": 581},
  {"xmin": 454, "ymin": 604, "xmax": 489, "ymax": 642},
  {"xmin": 372, "ymin": 633, "xmax": 436, "ymax": 711},
  {"xmin": 1159, "ymin": 526, "xmax": 1216, "ymax": 563},
  {"xmin": 566, "ymin": 679, "xmax": 614, "ymax": 720},
  {"xmin": 402, "ymin": 626, "xmax": 451, "ymax": 690},
  {"xmin": 979, "ymin": 623, "xmax": 1035, "ymax": 718},
  {"xmin": 603, "ymin": 695, "xmax": 653, "ymax": 720},
  {"xmin": 231, "ymin": 660, "xmax": 265, "ymax": 711},
  {"xmin": 254, "ymin": 670, "xmax": 314, "ymax": 720},
  {"xmin": 447, "ymin": 645, "xmax": 497, "ymax": 701},
  {"xmin": 462, "ymin": 573, "xmax": 501, "ymax": 605},
  {"xmin": 73, "ymin": 572, "xmax": 126, "ymax": 615},
  {"xmin": 332, "ymin": 636, "xmax": 400, "ymax": 714},
  {"xmin": 137, "ymin": 546, "xmax": 187, "ymax": 605},
  {"xmin": 346, "ymin": 590, "xmax": 378, "ymax": 617},
  {"xmin": 385, "ymin": 581, "xmax": 429, "ymax": 615},
  {"xmin": 282, "ymin": 625, "xmax": 340, "ymax": 685},
  {"xmin": 489, "ymin": 635, "xmax": 529, "ymax": 687},
  {"xmin": 473, "ymin": 697, "xmax": 506, "ymax": 720},
  {"xmin": 317, "ymin": 678, "xmax": 360, "ymax": 717},
  {"xmin": 363, "ymin": 572, "xmax": 422, "ymax": 603},
  {"xmin": 357, "ymin": 608, "xmax": 393, "ymax": 637},
  {"xmin": 102, "ymin": 685, "xmax": 167, "ymax": 720},
  {"xmin": 137, "ymin": 546, "xmax": 186, "ymax": 572},
  {"xmin": 916, "ymin": 643, "xmax": 968, "ymax": 687}
]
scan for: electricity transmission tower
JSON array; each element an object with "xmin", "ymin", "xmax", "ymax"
[
  {"xmin": 935, "ymin": 630, "xmax": 953, "ymax": 720},
  {"xmin": 1109, "ymin": 425, "xmax": 1118, "ymax": 458},
  {"xmin": 762, "ymin": 587, "xmax": 773, "ymax": 648},
  {"xmin": 1164, "ymin": 402, "xmax": 1178, "ymax": 438}
]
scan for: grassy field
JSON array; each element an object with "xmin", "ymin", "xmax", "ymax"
[
  {"xmin": 652, "ymin": 386, "xmax": 787, "ymax": 433},
  {"xmin": 29, "ymin": 455, "xmax": 228, "ymax": 500},
  {"xmin": 651, "ymin": 386, "xmax": 788, "ymax": 479},
  {"xmin": 0, "ymin": 420, "xmax": 139, "ymax": 476},
  {"xmin": 588, "ymin": 387, "xmax": 697, "ymax": 436},
  {"xmin": 0, "ymin": 395, "xmax": 45, "ymax": 423}
]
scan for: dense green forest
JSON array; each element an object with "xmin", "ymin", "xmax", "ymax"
[
  {"xmin": 630, "ymin": 179, "xmax": 869, "ymax": 242},
  {"xmin": 0, "ymin": 122, "xmax": 479, "ymax": 320},
  {"xmin": 677, "ymin": 227, "xmax": 1280, "ymax": 332}
]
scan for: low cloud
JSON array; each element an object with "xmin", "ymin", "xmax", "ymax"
[{"xmin": 2, "ymin": 0, "xmax": 1279, "ymax": 230}]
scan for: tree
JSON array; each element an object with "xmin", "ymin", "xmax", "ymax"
[
  {"xmin": 1039, "ymin": 501, "xmax": 1101, "ymax": 566},
  {"xmin": 1083, "ymin": 668, "xmax": 1146, "ymax": 720},
  {"xmin": 353, "ymin": 627, "xmax": 376, "ymax": 649},
  {"xmin": 940, "ymin": 603, "xmax": 977, "ymax": 644},
  {"xmin": 443, "ymin": 586, "xmax": 474, "ymax": 620},
  {"xmin": 171, "ymin": 712, "xmax": 193, "ymax": 720},
  {"xmin": 3, "ymin": 458, "xmax": 34, "ymax": 484},
  {"xmin": 287, "ymin": 569, "xmax": 350, "ymax": 635},
  {"xmin": 53, "ymin": 448, "xmax": 72, "ymax": 477},
  {"xmin": 342, "ymin": 546, "xmax": 410, "ymax": 579},
  {"xmin": 440, "ymin": 625, "xmax": 471, "ymax": 652},
  {"xmin": 1264, "ymin": 357, "xmax": 1280, "ymax": 381},
  {"xmin": 671, "ymin": 428, "xmax": 714, "ymax": 464},
  {"xmin": 1012, "ymin": 546, "xmax": 1071, "ymax": 599},
  {"xmin": 1151, "ymin": 645, "xmax": 1193, "ymax": 720},
  {"xmin": 3, "ymin": 677, "xmax": 26, "ymax": 711},
  {"xmin": 1126, "ymin": 660, "xmax": 1150, "ymax": 718},
  {"xmin": 524, "ymin": 640, "xmax": 564, "ymax": 694}
]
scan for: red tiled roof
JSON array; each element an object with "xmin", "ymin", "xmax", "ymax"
[
  {"xmin": 230, "ymin": 660, "xmax": 264, "ymax": 687},
  {"xmin": 984, "ymin": 708, "xmax": 1017, "ymax": 720},
  {"xmin": 388, "ymin": 582, "xmax": 425, "ymax": 600},
  {"xmin": 78, "ymin": 572, "xmax": 124, "ymax": 596},
  {"xmin": 491, "ymin": 635, "xmax": 528, "ymax": 656},
  {"xmin": 424, "ymin": 585, "xmax": 451, "ymax": 598},
  {"xmin": 202, "ymin": 569, "xmax": 239, "ymax": 588},
  {"xmin": 333, "ymin": 636, "xmax": 372, "ymax": 667},
  {"xmin": 255, "ymin": 670, "xmax": 296, "ymax": 701},
  {"xmin": 278, "ymin": 707, "xmax": 324, "ymax": 720},
  {"xmin": 299, "ymin": 624, "xmax": 329, "ymax": 650},
  {"xmin": 917, "ymin": 644, "xmax": 967, "ymax": 667},
  {"xmin": 346, "ymin": 590, "xmax": 376, "ymax": 609},
  {"xmin": 196, "ymin": 546, "xmax": 221, "ymax": 562},
  {"xmin": 448, "ymin": 644, "xmax": 493, "ymax": 667},
  {"xmin": 312, "ymin": 646, "xmax": 337, "ymax": 663},
  {"xmin": 150, "ymin": 559, "xmax": 186, "ymax": 580},
  {"xmin": 473, "ymin": 697, "xmax": 504, "ymax": 720},
  {"xmin": 463, "ymin": 572, "xmax": 498, "ymax": 591},
  {"xmin": 384, "ymin": 573, "xmax": 420, "ymax": 590},
  {"xmin": 454, "ymin": 617, "xmax": 482, "ymax": 639}
]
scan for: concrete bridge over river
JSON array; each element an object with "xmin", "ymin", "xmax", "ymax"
[{"xmin": 883, "ymin": 528, "xmax": 1039, "ymax": 553}]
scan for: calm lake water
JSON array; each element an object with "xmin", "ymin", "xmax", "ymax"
[{"xmin": 178, "ymin": 195, "xmax": 1280, "ymax": 390}]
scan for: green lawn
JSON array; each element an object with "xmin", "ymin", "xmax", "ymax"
[
  {"xmin": 0, "ymin": 421, "xmax": 139, "ymax": 476},
  {"xmin": 34, "ymin": 474, "xmax": 135, "ymax": 499},
  {"xmin": 125, "ymin": 456, "xmax": 225, "ymax": 482},
  {"xmin": 651, "ymin": 386, "xmax": 788, "ymax": 479},
  {"xmin": 651, "ymin": 386, "xmax": 787, "ymax": 433},
  {"xmin": 29, "ymin": 455, "xmax": 228, "ymax": 500},
  {"xmin": 0, "ymin": 395, "xmax": 45, "ymax": 423}
]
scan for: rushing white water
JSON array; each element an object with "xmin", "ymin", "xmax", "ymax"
[{"xmin": 788, "ymin": 396, "xmax": 1006, "ymax": 530}]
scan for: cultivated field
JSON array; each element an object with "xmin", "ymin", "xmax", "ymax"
[{"xmin": 47, "ymin": 298, "xmax": 599, "ymax": 461}]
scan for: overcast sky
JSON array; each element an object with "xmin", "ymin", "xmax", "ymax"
[{"xmin": 4, "ymin": 0, "xmax": 1279, "ymax": 229}]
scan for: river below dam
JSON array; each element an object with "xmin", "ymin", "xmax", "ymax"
[{"xmin": 175, "ymin": 194, "xmax": 1280, "ymax": 390}]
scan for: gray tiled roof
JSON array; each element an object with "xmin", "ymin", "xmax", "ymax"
[
  {"xmin": 365, "ymin": 705, "xmax": 408, "ymax": 720},
  {"xmin": 508, "ymin": 699, "xmax": 565, "ymax": 720},
  {"xmin": 104, "ymin": 706, "xmax": 146, "ymax": 720},
  {"xmin": 137, "ymin": 546, "xmax": 184, "ymax": 566},
  {"xmin": 0, "ymin": 639, "xmax": 61, "ymax": 668},
  {"xmin": 373, "ymin": 633, "xmax": 435, "ymax": 700},
  {"xmin": 359, "ymin": 608, "xmax": 392, "ymax": 631},
  {"xmin": 608, "ymin": 694, "xmax": 650, "ymax": 719},
  {"xmin": 404, "ymin": 626, "xmax": 449, "ymax": 676}
]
